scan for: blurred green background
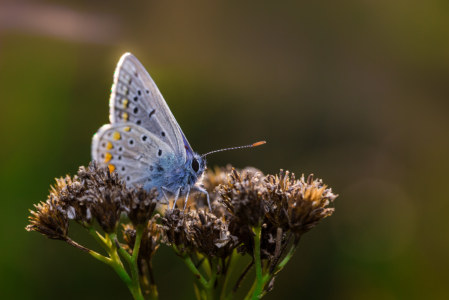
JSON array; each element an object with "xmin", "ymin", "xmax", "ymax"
[{"xmin": 1, "ymin": 0, "xmax": 449, "ymax": 299}]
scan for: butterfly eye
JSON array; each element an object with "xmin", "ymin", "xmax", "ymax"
[{"xmin": 192, "ymin": 158, "xmax": 200, "ymax": 173}]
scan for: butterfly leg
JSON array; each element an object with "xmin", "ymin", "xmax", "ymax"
[
  {"xmin": 192, "ymin": 186, "xmax": 211, "ymax": 212},
  {"xmin": 160, "ymin": 188, "xmax": 170, "ymax": 206},
  {"xmin": 161, "ymin": 186, "xmax": 180, "ymax": 210},
  {"xmin": 172, "ymin": 187, "xmax": 181, "ymax": 210},
  {"xmin": 183, "ymin": 186, "xmax": 191, "ymax": 211}
]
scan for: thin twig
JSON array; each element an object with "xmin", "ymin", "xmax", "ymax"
[{"xmin": 232, "ymin": 260, "xmax": 255, "ymax": 293}]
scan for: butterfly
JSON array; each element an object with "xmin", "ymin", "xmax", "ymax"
[{"xmin": 92, "ymin": 53, "xmax": 265, "ymax": 210}]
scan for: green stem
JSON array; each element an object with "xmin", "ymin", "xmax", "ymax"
[
  {"xmin": 146, "ymin": 260, "xmax": 159, "ymax": 300},
  {"xmin": 253, "ymin": 244, "xmax": 299, "ymax": 299},
  {"xmin": 131, "ymin": 225, "xmax": 145, "ymax": 299},
  {"xmin": 244, "ymin": 280, "xmax": 257, "ymax": 300},
  {"xmin": 87, "ymin": 249, "xmax": 112, "ymax": 264},
  {"xmin": 205, "ymin": 258, "xmax": 219, "ymax": 300},
  {"xmin": 251, "ymin": 226, "xmax": 263, "ymax": 300},
  {"xmin": 82, "ymin": 223, "xmax": 144, "ymax": 299},
  {"xmin": 108, "ymin": 251, "xmax": 134, "ymax": 292},
  {"xmin": 220, "ymin": 252, "xmax": 239, "ymax": 300},
  {"xmin": 109, "ymin": 226, "xmax": 145, "ymax": 300},
  {"xmin": 85, "ymin": 244, "xmax": 133, "ymax": 293},
  {"xmin": 173, "ymin": 245, "xmax": 209, "ymax": 290},
  {"xmin": 85, "ymin": 225, "xmax": 110, "ymax": 252},
  {"xmin": 272, "ymin": 243, "xmax": 297, "ymax": 275}
]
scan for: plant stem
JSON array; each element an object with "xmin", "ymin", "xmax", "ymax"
[
  {"xmin": 173, "ymin": 245, "xmax": 209, "ymax": 291},
  {"xmin": 205, "ymin": 258, "xmax": 219, "ymax": 300},
  {"xmin": 250, "ymin": 243, "xmax": 299, "ymax": 300},
  {"xmin": 87, "ymin": 249, "xmax": 111, "ymax": 264},
  {"xmin": 244, "ymin": 280, "xmax": 257, "ymax": 300},
  {"xmin": 251, "ymin": 226, "xmax": 263, "ymax": 300},
  {"xmin": 85, "ymin": 225, "xmax": 110, "ymax": 252},
  {"xmin": 108, "ymin": 251, "xmax": 134, "ymax": 292},
  {"xmin": 272, "ymin": 243, "xmax": 297, "ymax": 275},
  {"xmin": 220, "ymin": 252, "xmax": 239, "ymax": 300},
  {"xmin": 146, "ymin": 260, "xmax": 159, "ymax": 300},
  {"xmin": 109, "ymin": 226, "xmax": 145, "ymax": 300},
  {"xmin": 131, "ymin": 225, "xmax": 145, "ymax": 299},
  {"xmin": 231, "ymin": 260, "xmax": 254, "ymax": 296},
  {"xmin": 81, "ymin": 223, "xmax": 136, "ymax": 295},
  {"xmin": 82, "ymin": 239, "xmax": 133, "ymax": 293}
]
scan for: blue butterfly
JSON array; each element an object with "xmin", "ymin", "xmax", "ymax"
[{"xmin": 92, "ymin": 53, "xmax": 264, "ymax": 210}]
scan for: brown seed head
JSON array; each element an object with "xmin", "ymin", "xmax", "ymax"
[
  {"xmin": 124, "ymin": 186, "xmax": 158, "ymax": 226},
  {"xmin": 160, "ymin": 209, "xmax": 192, "ymax": 251},
  {"xmin": 264, "ymin": 171, "xmax": 337, "ymax": 235},
  {"xmin": 187, "ymin": 211, "xmax": 239, "ymax": 258},
  {"xmin": 215, "ymin": 168, "xmax": 265, "ymax": 227},
  {"xmin": 123, "ymin": 214, "xmax": 163, "ymax": 260},
  {"xmin": 26, "ymin": 197, "xmax": 69, "ymax": 241}
]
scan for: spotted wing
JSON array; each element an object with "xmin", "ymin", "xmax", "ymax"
[
  {"xmin": 109, "ymin": 53, "xmax": 187, "ymax": 164},
  {"xmin": 92, "ymin": 123, "xmax": 177, "ymax": 187}
]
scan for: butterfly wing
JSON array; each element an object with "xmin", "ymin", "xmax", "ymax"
[
  {"xmin": 92, "ymin": 123, "xmax": 177, "ymax": 188},
  {"xmin": 109, "ymin": 53, "xmax": 187, "ymax": 164}
]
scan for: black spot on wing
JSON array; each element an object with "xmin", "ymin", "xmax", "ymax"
[{"xmin": 149, "ymin": 109, "xmax": 156, "ymax": 118}]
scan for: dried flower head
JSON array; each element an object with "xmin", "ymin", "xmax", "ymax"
[
  {"xmin": 47, "ymin": 161, "xmax": 128, "ymax": 227},
  {"xmin": 215, "ymin": 168, "xmax": 265, "ymax": 227},
  {"xmin": 82, "ymin": 186, "xmax": 125, "ymax": 234},
  {"xmin": 50, "ymin": 175, "xmax": 92, "ymax": 225},
  {"xmin": 187, "ymin": 211, "xmax": 239, "ymax": 258},
  {"xmin": 201, "ymin": 165, "xmax": 233, "ymax": 201},
  {"xmin": 123, "ymin": 214, "xmax": 163, "ymax": 260},
  {"xmin": 264, "ymin": 171, "xmax": 337, "ymax": 235},
  {"xmin": 26, "ymin": 197, "xmax": 69, "ymax": 241},
  {"xmin": 124, "ymin": 186, "xmax": 158, "ymax": 226},
  {"xmin": 75, "ymin": 162, "xmax": 129, "ymax": 233},
  {"xmin": 160, "ymin": 209, "xmax": 192, "ymax": 251},
  {"xmin": 78, "ymin": 161, "xmax": 124, "ymax": 191}
]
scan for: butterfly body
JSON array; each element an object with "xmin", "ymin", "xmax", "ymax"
[
  {"xmin": 92, "ymin": 53, "xmax": 209, "ymax": 209},
  {"xmin": 142, "ymin": 151, "xmax": 206, "ymax": 200}
]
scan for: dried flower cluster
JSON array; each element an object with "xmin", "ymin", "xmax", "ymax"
[
  {"xmin": 26, "ymin": 162, "xmax": 337, "ymax": 300},
  {"xmin": 26, "ymin": 197, "xmax": 69, "ymax": 241},
  {"xmin": 161, "ymin": 209, "xmax": 239, "ymax": 259},
  {"xmin": 26, "ymin": 161, "xmax": 159, "ymax": 243},
  {"xmin": 123, "ymin": 214, "xmax": 162, "ymax": 261},
  {"xmin": 264, "ymin": 171, "xmax": 337, "ymax": 236}
]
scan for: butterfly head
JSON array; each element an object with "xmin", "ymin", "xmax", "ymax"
[
  {"xmin": 185, "ymin": 153, "xmax": 206, "ymax": 184},
  {"xmin": 188, "ymin": 152, "xmax": 207, "ymax": 180}
]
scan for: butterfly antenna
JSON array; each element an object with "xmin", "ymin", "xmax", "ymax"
[{"xmin": 201, "ymin": 141, "xmax": 266, "ymax": 158}]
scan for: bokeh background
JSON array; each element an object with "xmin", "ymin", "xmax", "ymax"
[{"xmin": 1, "ymin": 0, "xmax": 449, "ymax": 299}]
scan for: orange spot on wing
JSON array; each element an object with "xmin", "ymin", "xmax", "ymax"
[
  {"xmin": 104, "ymin": 152, "xmax": 112, "ymax": 163},
  {"xmin": 122, "ymin": 99, "xmax": 129, "ymax": 108},
  {"xmin": 113, "ymin": 132, "xmax": 121, "ymax": 140},
  {"xmin": 108, "ymin": 164, "xmax": 115, "ymax": 173}
]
